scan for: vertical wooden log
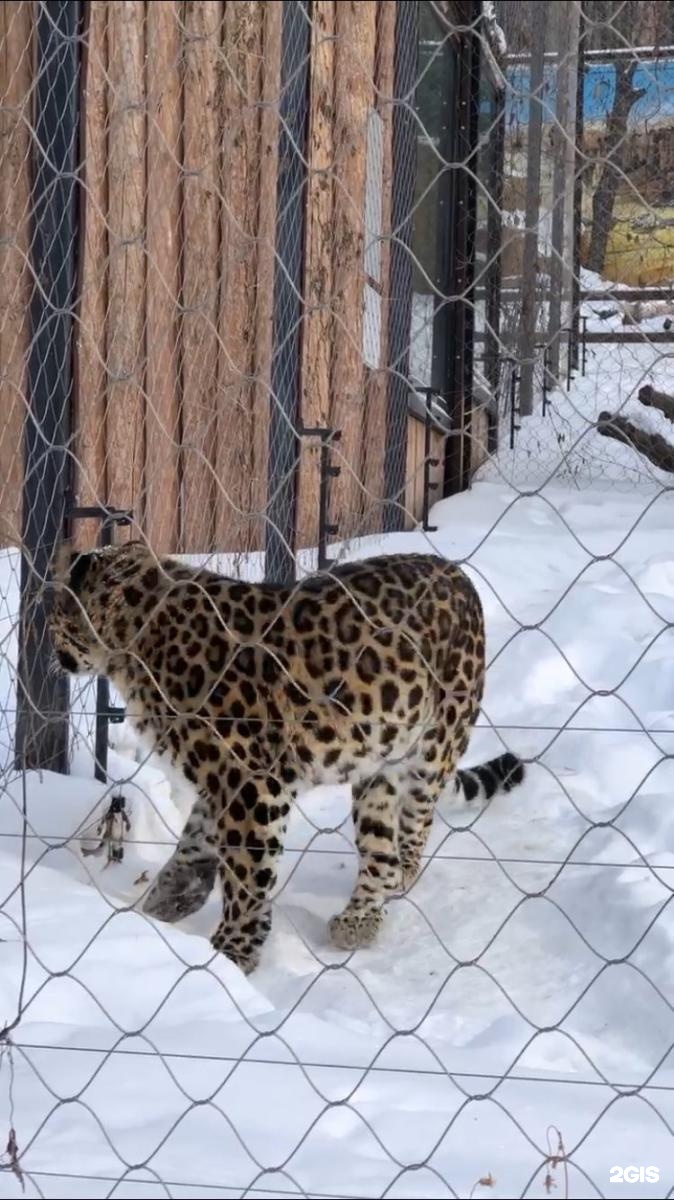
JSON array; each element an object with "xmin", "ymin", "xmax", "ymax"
[
  {"xmin": 249, "ymin": 1, "xmax": 282, "ymax": 555},
  {"xmin": 0, "ymin": 2, "xmax": 32, "ymax": 547},
  {"xmin": 145, "ymin": 1, "xmax": 182, "ymax": 553},
  {"xmin": 360, "ymin": 0, "xmax": 395, "ymax": 536},
  {"xmin": 328, "ymin": 0, "xmax": 377, "ymax": 543},
  {"xmin": 296, "ymin": 0, "xmax": 335, "ymax": 551},
  {"xmin": 216, "ymin": 0, "xmax": 265, "ymax": 554},
  {"xmin": 106, "ymin": 0, "xmax": 147, "ymax": 531},
  {"xmin": 405, "ymin": 415, "xmax": 419, "ymax": 529},
  {"xmin": 180, "ymin": 0, "xmax": 222, "ymax": 553},
  {"xmin": 74, "ymin": 0, "xmax": 109, "ymax": 550}
]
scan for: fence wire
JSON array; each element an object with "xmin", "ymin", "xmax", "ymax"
[{"xmin": 1, "ymin": 1, "xmax": 674, "ymax": 1197}]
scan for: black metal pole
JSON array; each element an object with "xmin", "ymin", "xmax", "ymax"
[
  {"xmin": 298, "ymin": 426, "xmax": 341, "ymax": 572},
  {"xmin": 460, "ymin": 16, "xmax": 481, "ymax": 489},
  {"xmin": 94, "ymin": 519, "xmax": 114, "ymax": 783},
  {"xmin": 383, "ymin": 0, "xmax": 419, "ymax": 533},
  {"xmin": 422, "ymin": 397, "xmax": 439, "ymax": 534},
  {"xmin": 317, "ymin": 432, "xmax": 340, "ymax": 573},
  {"xmin": 444, "ymin": 6, "xmax": 480, "ymax": 496},
  {"xmin": 542, "ymin": 343, "xmax": 550, "ymax": 415},
  {"xmin": 486, "ymin": 94, "xmax": 505, "ymax": 457},
  {"xmin": 509, "ymin": 368, "xmax": 516, "ymax": 450},
  {"xmin": 265, "ymin": 0, "xmax": 311, "ymax": 585},
  {"xmin": 66, "ymin": 506, "xmax": 131, "ymax": 782},
  {"xmin": 16, "ymin": 1, "xmax": 82, "ymax": 773}
]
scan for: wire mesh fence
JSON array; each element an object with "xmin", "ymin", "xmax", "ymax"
[
  {"xmin": 2, "ymin": 0, "xmax": 674, "ymax": 1196},
  {"xmin": 477, "ymin": 0, "xmax": 674, "ymax": 491}
]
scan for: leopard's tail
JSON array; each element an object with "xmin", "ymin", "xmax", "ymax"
[{"xmin": 453, "ymin": 751, "xmax": 525, "ymax": 803}]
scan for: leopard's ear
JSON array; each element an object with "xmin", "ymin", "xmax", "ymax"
[
  {"xmin": 69, "ymin": 550, "xmax": 95, "ymax": 594},
  {"xmin": 51, "ymin": 543, "xmax": 95, "ymax": 594},
  {"xmin": 51, "ymin": 542, "xmax": 74, "ymax": 589}
]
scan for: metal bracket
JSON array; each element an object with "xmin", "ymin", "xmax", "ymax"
[
  {"xmin": 65, "ymin": 504, "xmax": 133, "ymax": 783},
  {"xmin": 506, "ymin": 359, "xmax": 521, "ymax": 448},
  {"xmin": 538, "ymin": 342, "xmax": 551, "ymax": 416},
  {"xmin": 414, "ymin": 387, "xmax": 448, "ymax": 533},
  {"xmin": 66, "ymin": 505, "xmax": 133, "ymax": 530},
  {"xmin": 580, "ymin": 314, "xmax": 588, "ymax": 376},
  {"xmin": 300, "ymin": 425, "xmax": 342, "ymax": 570},
  {"xmin": 100, "ymin": 706, "xmax": 126, "ymax": 725}
]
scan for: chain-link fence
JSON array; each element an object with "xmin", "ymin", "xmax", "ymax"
[
  {"xmin": 477, "ymin": 0, "xmax": 674, "ymax": 491},
  {"xmin": 2, "ymin": 1, "xmax": 674, "ymax": 1197}
]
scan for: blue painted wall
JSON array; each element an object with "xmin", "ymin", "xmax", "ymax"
[{"xmin": 504, "ymin": 60, "xmax": 674, "ymax": 126}]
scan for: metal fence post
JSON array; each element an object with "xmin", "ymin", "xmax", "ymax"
[
  {"xmin": 93, "ymin": 515, "xmax": 126, "ymax": 784},
  {"xmin": 443, "ymin": 6, "xmax": 481, "ymax": 496},
  {"xmin": 264, "ymin": 0, "xmax": 311, "ymax": 585},
  {"xmin": 15, "ymin": 0, "xmax": 82, "ymax": 773},
  {"xmin": 66, "ymin": 506, "xmax": 132, "ymax": 783}
]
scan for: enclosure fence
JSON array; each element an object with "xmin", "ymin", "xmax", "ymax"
[{"xmin": 2, "ymin": 0, "xmax": 674, "ymax": 1197}]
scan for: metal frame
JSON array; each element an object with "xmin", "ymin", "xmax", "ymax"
[
  {"xmin": 264, "ymin": 0, "xmax": 311, "ymax": 585},
  {"xmin": 507, "ymin": 42, "xmax": 674, "ymax": 65},
  {"xmin": 428, "ymin": 5, "xmax": 460, "ymax": 414},
  {"xmin": 383, "ymin": 0, "xmax": 419, "ymax": 532},
  {"xmin": 584, "ymin": 330, "xmax": 674, "ymax": 345},
  {"xmin": 582, "ymin": 287, "xmax": 674, "ymax": 302},
  {"xmin": 481, "ymin": 30, "xmax": 506, "ymax": 456},
  {"xmin": 443, "ymin": 0, "xmax": 481, "ymax": 496},
  {"xmin": 16, "ymin": 0, "xmax": 82, "ymax": 772}
]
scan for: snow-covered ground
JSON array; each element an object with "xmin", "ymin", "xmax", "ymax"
[{"xmin": 3, "ymin": 433, "xmax": 674, "ymax": 1197}]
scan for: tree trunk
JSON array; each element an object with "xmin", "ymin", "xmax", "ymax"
[{"xmin": 586, "ymin": 59, "xmax": 645, "ymax": 273}]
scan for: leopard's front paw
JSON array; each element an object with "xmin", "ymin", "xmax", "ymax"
[
  {"xmin": 328, "ymin": 906, "xmax": 384, "ymax": 950},
  {"xmin": 210, "ymin": 920, "xmax": 264, "ymax": 974},
  {"xmin": 143, "ymin": 856, "xmax": 216, "ymax": 923}
]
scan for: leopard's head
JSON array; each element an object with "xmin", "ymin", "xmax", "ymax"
[{"xmin": 49, "ymin": 541, "xmax": 150, "ymax": 676}]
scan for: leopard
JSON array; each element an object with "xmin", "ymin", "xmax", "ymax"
[{"xmin": 48, "ymin": 541, "xmax": 525, "ymax": 973}]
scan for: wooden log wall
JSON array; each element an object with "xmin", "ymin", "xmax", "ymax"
[
  {"xmin": 297, "ymin": 0, "xmax": 399, "ymax": 549},
  {"xmin": 0, "ymin": 2, "xmax": 32, "ymax": 549},
  {"xmin": 0, "ymin": 0, "xmax": 455, "ymax": 557},
  {"xmin": 96, "ymin": 0, "xmax": 279, "ymax": 555},
  {"xmin": 78, "ymin": 0, "xmax": 278, "ymax": 556}
]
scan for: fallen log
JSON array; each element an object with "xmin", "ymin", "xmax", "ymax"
[
  {"xmin": 638, "ymin": 384, "xmax": 674, "ymax": 423},
  {"xmin": 597, "ymin": 411, "xmax": 674, "ymax": 474}
]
